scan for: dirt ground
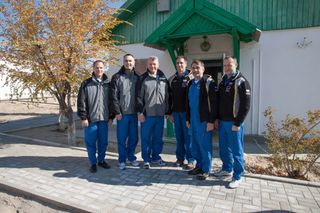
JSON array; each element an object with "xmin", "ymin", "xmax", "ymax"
[
  {"xmin": 0, "ymin": 98, "xmax": 68, "ymax": 212},
  {"xmin": 0, "ymin": 190, "xmax": 68, "ymax": 213},
  {"xmin": 0, "ymin": 98, "xmax": 60, "ymax": 123}
]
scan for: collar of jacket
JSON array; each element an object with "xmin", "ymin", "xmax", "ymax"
[
  {"xmin": 146, "ymin": 69, "xmax": 166, "ymax": 78},
  {"xmin": 118, "ymin": 66, "xmax": 138, "ymax": 76},
  {"xmin": 175, "ymin": 69, "xmax": 191, "ymax": 78},
  {"xmin": 91, "ymin": 73, "xmax": 109, "ymax": 83},
  {"xmin": 222, "ymin": 70, "xmax": 241, "ymax": 82},
  {"xmin": 202, "ymin": 74, "xmax": 213, "ymax": 81}
]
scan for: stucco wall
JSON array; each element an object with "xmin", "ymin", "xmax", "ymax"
[
  {"xmin": 242, "ymin": 27, "xmax": 320, "ymax": 134},
  {"xmin": 108, "ymin": 44, "xmax": 176, "ymax": 78}
]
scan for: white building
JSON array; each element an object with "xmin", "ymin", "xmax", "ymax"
[{"xmin": 110, "ymin": 0, "xmax": 320, "ymax": 135}]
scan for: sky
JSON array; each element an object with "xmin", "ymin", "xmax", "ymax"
[
  {"xmin": 108, "ymin": 1, "xmax": 126, "ymax": 8},
  {"xmin": 0, "ymin": 0, "xmax": 126, "ymax": 8}
]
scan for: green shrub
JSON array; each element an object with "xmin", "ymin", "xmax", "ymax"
[{"xmin": 264, "ymin": 107, "xmax": 320, "ymax": 178}]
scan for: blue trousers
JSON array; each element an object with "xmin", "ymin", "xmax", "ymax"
[
  {"xmin": 190, "ymin": 122, "xmax": 213, "ymax": 174},
  {"xmin": 140, "ymin": 116, "xmax": 164, "ymax": 163},
  {"xmin": 117, "ymin": 114, "xmax": 138, "ymax": 163},
  {"xmin": 173, "ymin": 112, "xmax": 194, "ymax": 163},
  {"xmin": 218, "ymin": 121, "xmax": 244, "ymax": 180},
  {"xmin": 84, "ymin": 121, "xmax": 108, "ymax": 166}
]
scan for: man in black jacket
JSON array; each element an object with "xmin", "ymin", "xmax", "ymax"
[
  {"xmin": 77, "ymin": 60, "xmax": 112, "ymax": 173},
  {"xmin": 168, "ymin": 56, "xmax": 195, "ymax": 169},
  {"xmin": 214, "ymin": 56, "xmax": 251, "ymax": 188},
  {"xmin": 110, "ymin": 54, "xmax": 140, "ymax": 170}
]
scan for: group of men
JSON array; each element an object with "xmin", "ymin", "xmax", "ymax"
[{"xmin": 77, "ymin": 54, "xmax": 251, "ymax": 189}]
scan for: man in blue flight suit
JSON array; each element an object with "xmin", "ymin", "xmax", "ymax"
[{"xmin": 186, "ymin": 60, "xmax": 218, "ymax": 180}]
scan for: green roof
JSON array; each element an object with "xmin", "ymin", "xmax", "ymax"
[
  {"xmin": 144, "ymin": 0, "xmax": 260, "ymax": 49},
  {"xmin": 113, "ymin": 0, "xmax": 320, "ymax": 44}
]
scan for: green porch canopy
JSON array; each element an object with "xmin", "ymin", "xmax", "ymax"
[{"xmin": 144, "ymin": 0, "xmax": 261, "ymax": 64}]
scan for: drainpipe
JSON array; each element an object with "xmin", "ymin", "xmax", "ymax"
[
  {"xmin": 258, "ymin": 46, "xmax": 262, "ymax": 135},
  {"xmin": 232, "ymin": 28, "xmax": 240, "ymax": 65}
]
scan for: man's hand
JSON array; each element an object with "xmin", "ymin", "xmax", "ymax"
[
  {"xmin": 207, "ymin": 122, "xmax": 214, "ymax": 132},
  {"xmin": 169, "ymin": 115, "xmax": 174, "ymax": 123},
  {"xmin": 81, "ymin": 119, "xmax": 89, "ymax": 128},
  {"xmin": 214, "ymin": 119, "xmax": 219, "ymax": 129},
  {"xmin": 138, "ymin": 113, "xmax": 145, "ymax": 123},
  {"xmin": 115, "ymin": 114, "xmax": 122, "ymax": 121},
  {"xmin": 186, "ymin": 121, "xmax": 190, "ymax": 128},
  {"xmin": 232, "ymin": 125, "xmax": 240, "ymax": 131}
]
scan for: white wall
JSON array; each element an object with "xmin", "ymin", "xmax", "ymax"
[
  {"xmin": 0, "ymin": 60, "xmax": 31, "ymax": 100},
  {"xmin": 108, "ymin": 43, "xmax": 176, "ymax": 78},
  {"xmin": 241, "ymin": 27, "xmax": 320, "ymax": 134},
  {"xmin": 186, "ymin": 34, "xmax": 233, "ymax": 60}
]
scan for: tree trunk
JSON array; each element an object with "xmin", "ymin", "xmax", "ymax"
[
  {"xmin": 56, "ymin": 92, "xmax": 76, "ymax": 145},
  {"xmin": 57, "ymin": 95, "xmax": 67, "ymax": 132},
  {"xmin": 66, "ymin": 106, "xmax": 76, "ymax": 145},
  {"xmin": 58, "ymin": 110, "xmax": 67, "ymax": 131},
  {"xmin": 66, "ymin": 91, "xmax": 76, "ymax": 145}
]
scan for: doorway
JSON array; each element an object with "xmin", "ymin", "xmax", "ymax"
[{"xmin": 203, "ymin": 59, "xmax": 223, "ymax": 84}]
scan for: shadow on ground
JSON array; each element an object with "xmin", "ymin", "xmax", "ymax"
[{"xmin": 0, "ymin": 155, "xmax": 229, "ymax": 188}]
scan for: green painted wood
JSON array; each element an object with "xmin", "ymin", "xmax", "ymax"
[
  {"xmin": 144, "ymin": 0, "xmax": 259, "ymax": 50},
  {"xmin": 114, "ymin": 0, "xmax": 320, "ymax": 44},
  {"xmin": 171, "ymin": 14, "xmax": 226, "ymax": 36}
]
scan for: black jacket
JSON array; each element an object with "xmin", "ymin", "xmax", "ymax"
[
  {"xmin": 186, "ymin": 75, "xmax": 218, "ymax": 123},
  {"xmin": 218, "ymin": 71, "xmax": 251, "ymax": 126},
  {"xmin": 168, "ymin": 69, "xmax": 193, "ymax": 113}
]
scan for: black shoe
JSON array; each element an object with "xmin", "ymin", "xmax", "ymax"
[
  {"xmin": 197, "ymin": 173, "xmax": 209, "ymax": 180},
  {"xmin": 90, "ymin": 165, "xmax": 97, "ymax": 173},
  {"xmin": 188, "ymin": 167, "xmax": 203, "ymax": 175},
  {"xmin": 175, "ymin": 160, "xmax": 184, "ymax": 167},
  {"xmin": 98, "ymin": 161, "xmax": 110, "ymax": 169},
  {"xmin": 183, "ymin": 162, "xmax": 195, "ymax": 170}
]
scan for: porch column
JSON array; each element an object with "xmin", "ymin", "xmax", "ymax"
[{"xmin": 164, "ymin": 43, "xmax": 176, "ymax": 138}]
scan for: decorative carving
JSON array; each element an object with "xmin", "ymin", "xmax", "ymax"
[{"xmin": 200, "ymin": 36, "xmax": 211, "ymax": 52}]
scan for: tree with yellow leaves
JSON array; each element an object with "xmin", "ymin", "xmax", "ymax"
[{"xmin": 0, "ymin": 0, "xmax": 123, "ymax": 144}]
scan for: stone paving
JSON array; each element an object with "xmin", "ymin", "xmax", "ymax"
[{"xmin": 0, "ymin": 132, "xmax": 320, "ymax": 213}]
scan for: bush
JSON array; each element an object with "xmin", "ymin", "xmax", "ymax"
[{"xmin": 264, "ymin": 107, "xmax": 320, "ymax": 178}]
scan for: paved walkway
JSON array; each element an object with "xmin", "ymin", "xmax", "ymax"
[{"xmin": 0, "ymin": 132, "xmax": 320, "ymax": 213}]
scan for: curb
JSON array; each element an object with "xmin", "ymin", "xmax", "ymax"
[
  {"xmin": 244, "ymin": 173, "xmax": 320, "ymax": 188},
  {"xmin": 0, "ymin": 181, "xmax": 91, "ymax": 213}
]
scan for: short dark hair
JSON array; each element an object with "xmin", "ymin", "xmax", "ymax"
[
  {"xmin": 191, "ymin": 59, "xmax": 204, "ymax": 68},
  {"xmin": 123, "ymin": 53, "xmax": 135, "ymax": 59},
  {"xmin": 176, "ymin": 56, "xmax": 187, "ymax": 62},
  {"xmin": 224, "ymin": 55, "xmax": 238, "ymax": 65},
  {"xmin": 93, "ymin": 60, "xmax": 104, "ymax": 67}
]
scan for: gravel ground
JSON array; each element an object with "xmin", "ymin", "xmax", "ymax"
[{"xmin": 0, "ymin": 98, "xmax": 70, "ymax": 212}]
